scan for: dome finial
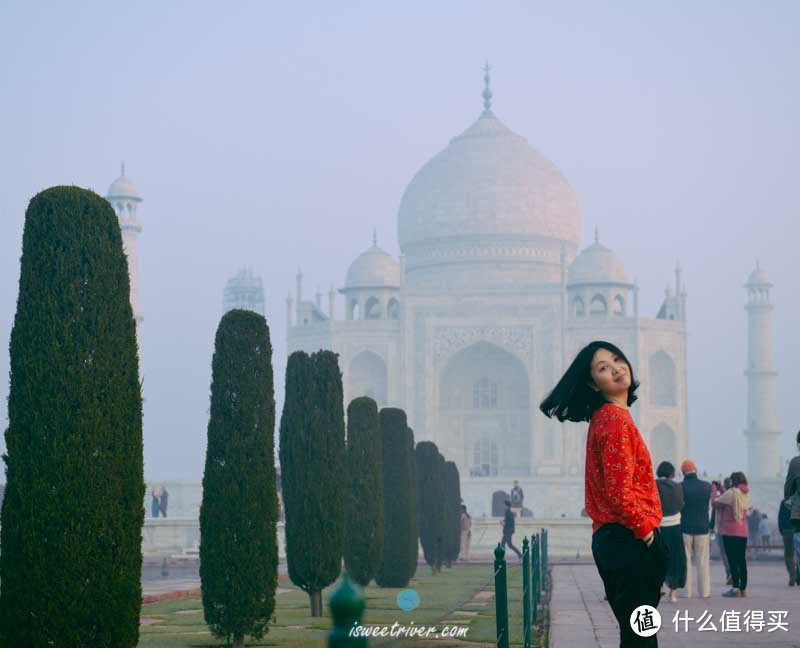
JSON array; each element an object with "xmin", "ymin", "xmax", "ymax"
[
  {"xmin": 594, "ymin": 226, "xmax": 599, "ymax": 244},
  {"xmin": 121, "ymin": 161, "xmax": 126, "ymax": 177},
  {"xmin": 372, "ymin": 228, "xmax": 377, "ymax": 247},
  {"xmin": 482, "ymin": 61, "xmax": 493, "ymax": 114}
]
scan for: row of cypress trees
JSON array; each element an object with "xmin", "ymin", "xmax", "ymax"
[{"xmin": 0, "ymin": 185, "xmax": 465, "ymax": 647}]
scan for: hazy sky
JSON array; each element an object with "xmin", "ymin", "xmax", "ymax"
[{"xmin": 1, "ymin": 2, "xmax": 798, "ymax": 481}]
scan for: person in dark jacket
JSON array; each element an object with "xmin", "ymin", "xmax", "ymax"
[
  {"xmin": 501, "ymin": 500, "xmax": 522, "ymax": 558},
  {"xmin": 159, "ymin": 486, "xmax": 169, "ymax": 518},
  {"xmin": 656, "ymin": 461, "xmax": 685, "ymax": 602},
  {"xmin": 778, "ymin": 497, "xmax": 798, "ymax": 586},
  {"xmin": 784, "ymin": 430, "xmax": 800, "ymax": 577},
  {"xmin": 679, "ymin": 459, "xmax": 712, "ymax": 598}
]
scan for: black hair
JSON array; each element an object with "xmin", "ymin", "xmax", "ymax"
[
  {"xmin": 504, "ymin": 499, "xmax": 511, "ymax": 507},
  {"xmin": 730, "ymin": 471, "xmax": 748, "ymax": 487},
  {"xmin": 539, "ymin": 341, "xmax": 639, "ymax": 422},
  {"xmin": 796, "ymin": 429, "xmax": 800, "ymax": 444},
  {"xmin": 723, "ymin": 477, "xmax": 732, "ymax": 489},
  {"xmin": 656, "ymin": 461, "xmax": 675, "ymax": 479}
]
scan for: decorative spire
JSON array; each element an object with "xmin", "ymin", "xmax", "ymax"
[
  {"xmin": 594, "ymin": 226, "xmax": 599, "ymax": 244},
  {"xmin": 372, "ymin": 228, "xmax": 377, "ymax": 247},
  {"xmin": 481, "ymin": 61, "xmax": 493, "ymax": 114},
  {"xmin": 121, "ymin": 161, "xmax": 126, "ymax": 177}
]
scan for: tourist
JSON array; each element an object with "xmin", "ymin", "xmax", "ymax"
[
  {"xmin": 159, "ymin": 485, "xmax": 169, "ymax": 518},
  {"xmin": 500, "ymin": 500, "xmax": 522, "ymax": 559},
  {"xmin": 151, "ymin": 486, "xmax": 160, "ymax": 518},
  {"xmin": 460, "ymin": 504, "xmax": 472, "ymax": 561},
  {"xmin": 747, "ymin": 508, "xmax": 761, "ymax": 555},
  {"xmin": 540, "ymin": 341, "xmax": 666, "ymax": 647},
  {"xmin": 510, "ymin": 480, "xmax": 524, "ymax": 511},
  {"xmin": 712, "ymin": 472, "xmax": 750, "ymax": 597},
  {"xmin": 679, "ymin": 459, "xmax": 712, "ymax": 598},
  {"xmin": 784, "ymin": 429, "xmax": 800, "ymax": 577},
  {"xmin": 655, "ymin": 461, "xmax": 686, "ymax": 602},
  {"xmin": 778, "ymin": 496, "xmax": 798, "ymax": 585},
  {"xmin": 711, "ymin": 477, "xmax": 733, "ymax": 584},
  {"xmin": 758, "ymin": 513, "xmax": 771, "ymax": 554}
]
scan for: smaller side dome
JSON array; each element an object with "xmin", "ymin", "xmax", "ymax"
[
  {"xmin": 567, "ymin": 234, "xmax": 629, "ymax": 286},
  {"xmin": 345, "ymin": 241, "xmax": 400, "ymax": 289},
  {"xmin": 107, "ymin": 163, "xmax": 141, "ymax": 200}
]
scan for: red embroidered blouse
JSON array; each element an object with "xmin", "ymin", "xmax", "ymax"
[{"xmin": 585, "ymin": 403, "xmax": 662, "ymax": 539}]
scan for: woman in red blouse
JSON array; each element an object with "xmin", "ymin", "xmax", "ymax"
[{"xmin": 541, "ymin": 341, "xmax": 667, "ymax": 647}]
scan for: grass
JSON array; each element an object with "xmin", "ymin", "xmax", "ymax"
[{"xmin": 138, "ymin": 563, "xmax": 549, "ymax": 647}]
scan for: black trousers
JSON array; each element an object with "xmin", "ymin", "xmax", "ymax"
[
  {"xmin": 660, "ymin": 525, "xmax": 686, "ymax": 589},
  {"xmin": 722, "ymin": 535, "xmax": 748, "ymax": 590},
  {"xmin": 501, "ymin": 533, "xmax": 522, "ymax": 558},
  {"xmin": 592, "ymin": 524, "xmax": 668, "ymax": 647}
]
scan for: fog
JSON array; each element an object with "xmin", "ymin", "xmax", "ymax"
[{"xmin": 1, "ymin": 1, "xmax": 798, "ymax": 481}]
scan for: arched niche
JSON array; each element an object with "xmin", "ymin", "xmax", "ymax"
[
  {"xmin": 649, "ymin": 351, "xmax": 677, "ymax": 406},
  {"xmin": 439, "ymin": 341, "xmax": 531, "ymax": 477},
  {"xmin": 349, "ymin": 350, "xmax": 388, "ymax": 406}
]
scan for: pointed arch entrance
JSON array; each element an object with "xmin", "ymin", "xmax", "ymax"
[{"xmin": 439, "ymin": 341, "xmax": 531, "ymax": 477}]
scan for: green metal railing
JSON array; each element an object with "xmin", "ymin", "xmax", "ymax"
[{"xmin": 494, "ymin": 529, "xmax": 550, "ymax": 648}]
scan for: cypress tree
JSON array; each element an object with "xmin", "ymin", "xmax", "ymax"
[
  {"xmin": 200, "ymin": 310, "xmax": 278, "ymax": 648},
  {"xmin": 344, "ymin": 397, "xmax": 384, "ymax": 587},
  {"xmin": 415, "ymin": 442, "xmax": 446, "ymax": 573},
  {"xmin": 279, "ymin": 350, "xmax": 346, "ymax": 616},
  {"xmin": 375, "ymin": 409, "xmax": 417, "ymax": 587},
  {"xmin": 415, "ymin": 441, "xmax": 447, "ymax": 573},
  {"xmin": 406, "ymin": 426, "xmax": 419, "ymax": 582},
  {"xmin": 0, "ymin": 186, "xmax": 143, "ymax": 647},
  {"xmin": 443, "ymin": 461, "xmax": 462, "ymax": 567}
]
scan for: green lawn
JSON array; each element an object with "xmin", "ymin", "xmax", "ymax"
[{"xmin": 139, "ymin": 564, "xmax": 549, "ymax": 647}]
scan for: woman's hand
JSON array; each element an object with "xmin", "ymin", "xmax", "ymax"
[{"xmin": 642, "ymin": 530, "xmax": 654, "ymax": 547}]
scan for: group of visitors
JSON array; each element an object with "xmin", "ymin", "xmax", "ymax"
[
  {"xmin": 150, "ymin": 485, "xmax": 169, "ymax": 518},
  {"xmin": 655, "ymin": 461, "xmax": 754, "ymax": 600},
  {"xmin": 538, "ymin": 340, "xmax": 800, "ymax": 647}
]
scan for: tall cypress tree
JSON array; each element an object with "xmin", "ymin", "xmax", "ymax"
[
  {"xmin": 443, "ymin": 461, "xmax": 462, "ymax": 567},
  {"xmin": 415, "ymin": 442, "xmax": 445, "ymax": 573},
  {"xmin": 279, "ymin": 350, "xmax": 346, "ymax": 616},
  {"xmin": 375, "ymin": 409, "xmax": 417, "ymax": 587},
  {"xmin": 0, "ymin": 186, "xmax": 143, "ymax": 647},
  {"xmin": 344, "ymin": 397, "xmax": 384, "ymax": 587},
  {"xmin": 200, "ymin": 310, "xmax": 278, "ymax": 648}
]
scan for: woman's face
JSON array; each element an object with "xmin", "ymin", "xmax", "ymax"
[{"xmin": 589, "ymin": 347, "xmax": 631, "ymax": 400}]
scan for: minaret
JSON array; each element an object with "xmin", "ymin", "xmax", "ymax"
[
  {"xmin": 744, "ymin": 262, "xmax": 780, "ymax": 480},
  {"xmin": 107, "ymin": 163, "xmax": 143, "ymax": 328}
]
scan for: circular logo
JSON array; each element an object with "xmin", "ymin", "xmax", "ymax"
[
  {"xmin": 396, "ymin": 588, "xmax": 420, "ymax": 611},
  {"xmin": 629, "ymin": 605, "xmax": 661, "ymax": 637}
]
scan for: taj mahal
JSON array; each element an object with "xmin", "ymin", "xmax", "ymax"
[
  {"xmin": 104, "ymin": 69, "xmax": 783, "ymax": 532},
  {"xmin": 287, "ymin": 70, "xmax": 693, "ymax": 519}
]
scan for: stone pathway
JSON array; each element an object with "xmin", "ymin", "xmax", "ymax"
[{"xmin": 550, "ymin": 561, "xmax": 800, "ymax": 647}]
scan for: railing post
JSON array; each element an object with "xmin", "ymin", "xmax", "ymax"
[
  {"xmin": 494, "ymin": 543, "xmax": 510, "ymax": 648},
  {"xmin": 532, "ymin": 533, "xmax": 539, "ymax": 624},
  {"xmin": 328, "ymin": 571, "xmax": 368, "ymax": 648},
  {"xmin": 542, "ymin": 528, "xmax": 549, "ymax": 590},
  {"xmin": 522, "ymin": 537, "xmax": 531, "ymax": 648}
]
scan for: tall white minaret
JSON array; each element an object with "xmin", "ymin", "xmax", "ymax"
[
  {"xmin": 107, "ymin": 163, "xmax": 143, "ymax": 329},
  {"xmin": 744, "ymin": 262, "xmax": 780, "ymax": 480}
]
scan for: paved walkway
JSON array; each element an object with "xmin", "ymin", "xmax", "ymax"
[{"xmin": 550, "ymin": 561, "xmax": 800, "ymax": 647}]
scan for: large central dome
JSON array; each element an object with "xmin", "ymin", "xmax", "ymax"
[{"xmin": 397, "ymin": 80, "xmax": 581, "ymax": 288}]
